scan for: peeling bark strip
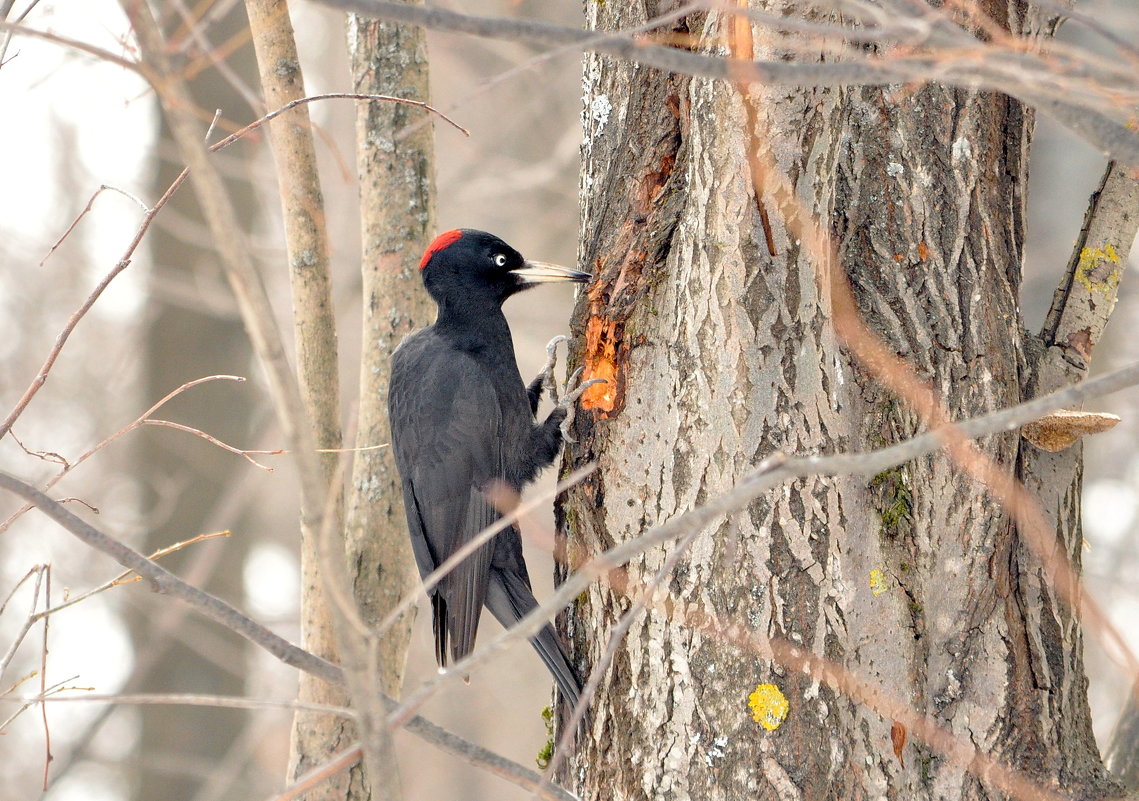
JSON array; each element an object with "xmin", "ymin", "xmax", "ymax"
[
  {"xmin": 576, "ymin": 42, "xmax": 687, "ymax": 422},
  {"xmin": 561, "ymin": 2, "xmax": 1119, "ymax": 800}
]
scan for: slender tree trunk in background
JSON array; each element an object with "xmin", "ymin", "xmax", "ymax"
[
  {"xmin": 561, "ymin": 3, "xmax": 1120, "ymax": 799},
  {"xmin": 244, "ymin": 1, "xmax": 353, "ymax": 798},
  {"xmin": 132, "ymin": 5, "xmax": 259, "ymax": 800},
  {"xmin": 341, "ymin": 2, "xmax": 435, "ymax": 796}
]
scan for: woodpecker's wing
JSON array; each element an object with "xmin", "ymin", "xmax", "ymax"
[{"xmin": 389, "ymin": 331, "xmax": 504, "ymax": 665}]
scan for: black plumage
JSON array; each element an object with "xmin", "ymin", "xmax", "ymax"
[{"xmin": 388, "ymin": 229, "xmax": 591, "ymax": 710}]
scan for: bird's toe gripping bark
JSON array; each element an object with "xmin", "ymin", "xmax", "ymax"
[
  {"xmin": 536, "ymin": 335, "xmax": 569, "ymax": 405},
  {"xmin": 558, "ymin": 366, "xmax": 607, "ymax": 443}
]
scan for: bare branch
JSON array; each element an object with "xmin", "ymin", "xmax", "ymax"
[
  {"xmin": 6, "ymin": 692, "xmax": 353, "ymax": 717},
  {"xmin": 311, "ymin": 0, "xmax": 1139, "ymax": 163},
  {"xmin": 266, "ymin": 745, "xmax": 363, "ymax": 801},
  {"xmin": 0, "ymin": 565, "xmax": 46, "ymax": 678},
  {"xmin": 1, "ymin": 376, "xmax": 247, "ymax": 534},
  {"xmin": 0, "ymin": 674, "xmax": 82, "ymax": 733},
  {"xmin": 38, "ymin": 567, "xmax": 51, "ymax": 790},
  {"xmin": 0, "ymin": 170, "xmax": 192, "ymax": 440},
  {"xmin": 208, "ymin": 92, "xmax": 468, "ymax": 150},
  {"xmin": 0, "ymin": 472, "xmax": 578, "ymax": 800},
  {"xmin": 141, "ymin": 419, "xmax": 275, "ymax": 471},
  {"xmin": 32, "ymin": 531, "xmax": 232, "ymax": 620},
  {"xmin": 0, "ymin": 19, "xmax": 139, "ymax": 72},
  {"xmin": 39, "ymin": 185, "xmax": 148, "ymax": 267},
  {"xmin": 0, "ymin": 471, "xmax": 342, "ymax": 684},
  {"xmin": 1041, "ymin": 160, "xmax": 1139, "ymax": 366}
]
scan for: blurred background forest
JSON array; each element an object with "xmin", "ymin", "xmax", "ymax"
[{"xmin": 0, "ymin": 1, "xmax": 1137, "ymax": 799}]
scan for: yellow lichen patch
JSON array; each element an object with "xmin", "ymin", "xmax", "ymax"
[
  {"xmin": 748, "ymin": 683, "xmax": 789, "ymax": 730},
  {"xmin": 1074, "ymin": 243, "xmax": 1122, "ymax": 294},
  {"xmin": 1022, "ymin": 409, "xmax": 1121, "ymax": 452},
  {"xmin": 869, "ymin": 568, "xmax": 889, "ymax": 597}
]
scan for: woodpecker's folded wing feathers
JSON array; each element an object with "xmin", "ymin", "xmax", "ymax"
[{"xmin": 390, "ymin": 334, "xmax": 506, "ymax": 665}]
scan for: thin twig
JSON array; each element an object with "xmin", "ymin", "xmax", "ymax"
[
  {"xmin": 7, "ymin": 692, "xmax": 353, "ymax": 717},
  {"xmin": 0, "ymin": 377, "xmax": 247, "ymax": 533},
  {"xmin": 0, "ymin": 565, "xmax": 46, "ymax": 677},
  {"xmin": 0, "ymin": 19, "xmax": 139, "ymax": 71},
  {"xmin": 0, "ymin": 471, "xmax": 578, "ymax": 800},
  {"xmin": 141, "ymin": 419, "xmax": 275, "ymax": 471},
  {"xmin": 209, "ymin": 92, "xmax": 469, "ymax": 152},
  {"xmin": 0, "ymin": 566, "xmax": 43, "ymax": 617},
  {"xmin": 39, "ymin": 567, "xmax": 51, "ymax": 791},
  {"xmin": 0, "ymin": 674, "xmax": 82, "ymax": 733},
  {"xmin": 264, "ymin": 744, "xmax": 363, "ymax": 801},
  {"xmin": 32, "ymin": 531, "xmax": 232, "ymax": 620},
  {"xmin": 8, "ymin": 431, "xmax": 68, "ymax": 467},
  {"xmin": 40, "ymin": 185, "xmax": 148, "ymax": 267},
  {"xmin": 203, "ymin": 107, "xmax": 223, "ymax": 143}
]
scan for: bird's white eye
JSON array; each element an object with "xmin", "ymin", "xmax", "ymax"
[{"xmin": 493, "ymin": 253, "xmax": 508, "ymax": 267}]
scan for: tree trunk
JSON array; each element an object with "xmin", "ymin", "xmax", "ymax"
[
  {"xmin": 560, "ymin": 3, "xmax": 1119, "ymax": 799},
  {"xmin": 344, "ymin": 4, "xmax": 434, "ymax": 702},
  {"xmin": 333, "ymin": 4, "xmax": 436, "ymax": 799}
]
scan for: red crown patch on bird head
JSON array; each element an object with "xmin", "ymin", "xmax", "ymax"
[{"xmin": 419, "ymin": 229, "xmax": 464, "ymax": 270}]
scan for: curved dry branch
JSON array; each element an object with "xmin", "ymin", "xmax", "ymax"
[
  {"xmin": 0, "ymin": 470, "xmax": 578, "ymax": 801},
  {"xmin": 0, "ymin": 19, "xmax": 138, "ymax": 71},
  {"xmin": 310, "ymin": 0, "xmax": 1139, "ymax": 164}
]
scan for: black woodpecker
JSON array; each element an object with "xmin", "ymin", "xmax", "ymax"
[{"xmin": 388, "ymin": 228, "xmax": 600, "ymax": 712}]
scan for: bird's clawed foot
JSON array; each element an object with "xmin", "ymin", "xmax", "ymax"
[
  {"xmin": 557, "ymin": 366, "xmax": 607, "ymax": 443},
  {"xmin": 536, "ymin": 335, "xmax": 568, "ymax": 406}
]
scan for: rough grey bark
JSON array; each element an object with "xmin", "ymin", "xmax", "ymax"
[
  {"xmin": 344, "ymin": 2, "xmax": 433, "ymax": 677},
  {"xmin": 559, "ymin": 3, "xmax": 1121, "ymax": 799},
  {"xmin": 337, "ymin": 3, "xmax": 436, "ymax": 798},
  {"xmin": 344, "ymin": 0, "xmax": 435, "ymax": 696},
  {"xmin": 1008, "ymin": 159, "xmax": 1139, "ymax": 795}
]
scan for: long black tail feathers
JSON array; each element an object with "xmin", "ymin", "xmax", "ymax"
[{"xmin": 483, "ymin": 568, "xmax": 590, "ymax": 734}]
